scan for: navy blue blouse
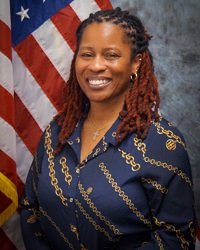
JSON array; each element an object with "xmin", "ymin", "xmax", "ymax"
[{"xmin": 20, "ymin": 116, "xmax": 196, "ymax": 249}]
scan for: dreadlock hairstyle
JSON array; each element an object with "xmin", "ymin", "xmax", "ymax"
[{"xmin": 54, "ymin": 7, "xmax": 160, "ymax": 154}]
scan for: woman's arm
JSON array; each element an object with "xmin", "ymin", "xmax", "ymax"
[
  {"xmin": 20, "ymin": 133, "xmax": 52, "ymax": 249},
  {"xmin": 139, "ymin": 121, "xmax": 196, "ymax": 249}
]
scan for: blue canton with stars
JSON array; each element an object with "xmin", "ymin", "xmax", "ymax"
[{"xmin": 10, "ymin": 0, "xmax": 74, "ymax": 46}]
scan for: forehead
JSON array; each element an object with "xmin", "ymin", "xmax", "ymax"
[{"xmin": 80, "ymin": 22, "xmax": 128, "ymax": 45}]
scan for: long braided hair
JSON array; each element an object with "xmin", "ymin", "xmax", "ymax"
[{"xmin": 54, "ymin": 7, "xmax": 160, "ymax": 154}]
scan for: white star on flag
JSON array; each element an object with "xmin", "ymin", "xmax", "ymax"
[{"xmin": 16, "ymin": 6, "xmax": 30, "ymax": 22}]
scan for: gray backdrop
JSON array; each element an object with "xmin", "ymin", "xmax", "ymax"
[{"xmin": 110, "ymin": 0, "xmax": 200, "ymax": 223}]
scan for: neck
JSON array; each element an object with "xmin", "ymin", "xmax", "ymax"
[{"xmin": 89, "ymin": 101, "xmax": 124, "ymax": 124}]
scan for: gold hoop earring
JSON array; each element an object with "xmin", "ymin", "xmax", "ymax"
[{"xmin": 130, "ymin": 72, "xmax": 138, "ymax": 82}]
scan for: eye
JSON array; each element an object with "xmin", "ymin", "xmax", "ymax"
[
  {"xmin": 105, "ymin": 53, "xmax": 120, "ymax": 59},
  {"xmin": 80, "ymin": 53, "xmax": 93, "ymax": 58}
]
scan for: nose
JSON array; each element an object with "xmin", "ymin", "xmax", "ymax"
[{"xmin": 88, "ymin": 55, "xmax": 106, "ymax": 72}]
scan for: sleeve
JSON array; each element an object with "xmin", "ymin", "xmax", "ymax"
[
  {"xmin": 20, "ymin": 132, "xmax": 52, "ymax": 250},
  {"xmin": 139, "ymin": 123, "xmax": 196, "ymax": 249}
]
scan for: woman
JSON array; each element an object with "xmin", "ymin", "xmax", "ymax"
[{"xmin": 20, "ymin": 7, "xmax": 196, "ymax": 249}]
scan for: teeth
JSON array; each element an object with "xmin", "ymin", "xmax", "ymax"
[{"xmin": 89, "ymin": 79, "xmax": 108, "ymax": 85}]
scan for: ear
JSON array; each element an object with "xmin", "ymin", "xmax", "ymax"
[{"xmin": 131, "ymin": 53, "xmax": 142, "ymax": 74}]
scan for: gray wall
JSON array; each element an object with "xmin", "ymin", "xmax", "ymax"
[{"xmin": 110, "ymin": 0, "xmax": 200, "ymax": 222}]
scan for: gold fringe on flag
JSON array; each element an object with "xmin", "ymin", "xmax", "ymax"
[{"xmin": 0, "ymin": 172, "xmax": 18, "ymax": 226}]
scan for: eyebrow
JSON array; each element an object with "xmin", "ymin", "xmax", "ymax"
[{"xmin": 79, "ymin": 46, "xmax": 121, "ymax": 51}]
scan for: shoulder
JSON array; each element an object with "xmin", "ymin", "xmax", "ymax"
[
  {"xmin": 34, "ymin": 119, "xmax": 61, "ymax": 168},
  {"xmin": 143, "ymin": 116, "xmax": 191, "ymax": 174},
  {"xmin": 146, "ymin": 116, "xmax": 186, "ymax": 149},
  {"xmin": 37, "ymin": 119, "xmax": 61, "ymax": 151},
  {"xmin": 44, "ymin": 119, "xmax": 61, "ymax": 137},
  {"xmin": 154, "ymin": 116, "xmax": 185, "ymax": 139}
]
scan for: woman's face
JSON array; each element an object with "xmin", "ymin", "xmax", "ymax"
[{"xmin": 75, "ymin": 22, "xmax": 141, "ymax": 106}]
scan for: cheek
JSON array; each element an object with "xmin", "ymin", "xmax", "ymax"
[
  {"xmin": 75, "ymin": 66, "xmax": 83, "ymax": 83},
  {"xmin": 75, "ymin": 60, "xmax": 87, "ymax": 78},
  {"xmin": 112, "ymin": 60, "xmax": 132, "ymax": 74},
  {"xmin": 75, "ymin": 60, "xmax": 80, "ymax": 72}
]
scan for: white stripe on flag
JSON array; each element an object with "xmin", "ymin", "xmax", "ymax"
[
  {"xmin": 13, "ymin": 50, "xmax": 58, "ymax": 131},
  {"xmin": 0, "ymin": 1, "xmax": 11, "ymax": 28},
  {"xmin": 32, "ymin": 19, "xmax": 74, "ymax": 82},
  {"xmin": 0, "ymin": 52, "xmax": 14, "ymax": 95},
  {"xmin": 0, "ymin": 117, "xmax": 16, "ymax": 162},
  {"xmin": 70, "ymin": 0, "xmax": 101, "ymax": 21},
  {"xmin": 2, "ymin": 212, "xmax": 25, "ymax": 250},
  {"xmin": 16, "ymin": 134, "xmax": 33, "ymax": 183}
]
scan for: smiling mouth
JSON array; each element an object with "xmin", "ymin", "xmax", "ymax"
[{"xmin": 88, "ymin": 79, "xmax": 111, "ymax": 86}]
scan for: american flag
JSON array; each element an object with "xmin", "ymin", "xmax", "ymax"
[{"xmin": 0, "ymin": 0, "xmax": 112, "ymax": 249}]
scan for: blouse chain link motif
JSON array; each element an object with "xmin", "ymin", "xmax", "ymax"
[
  {"xmin": 99, "ymin": 162, "xmax": 153, "ymax": 228},
  {"xmin": 118, "ymin": 148, "xmax": 140, "ymax": 171},
  {"xmin": 154, "ymin": 231, "xmax": 164, "ymax": 250},
  {"xmin": 74, "ymin": 199, "xmax": 115, "ymax": 242},
  {"xmin": 31, "ymin": 162, "xmax": 39, "ymax": 198},
  {"xmin": 141, "ymin": 178, "xmax": 168, "ymax": 194},
  {"xmin": 60, "ymin": 157, "xmax": 72, "ymax": 185},
  {"xmin": 44, "ymin": 124, "xmax": 68, "ymax": 206},
  {"xmin": 133, "ymin": 137, "xmax": 193, "ymax": 188},
  {"xmin": 153, "ymin": 217, "xmax": 189, "ymax": 250},
  {"xmin": 189, "ymin": 222, "xmax": 196, "ymax": 245},
  {"xmin": 154, "ymin": 121, "xmax": 186, "ymax": 150},
  {"xmin": 78, "ymin": 182, "xmax": 122, "ymax": 236},
  {"xmin": 70, "ymin": 224, "xmax": 88, "ymax": 250},
  {"xmin": 39, "ymin": 206, "xmax": 75, "ymax": 249}
]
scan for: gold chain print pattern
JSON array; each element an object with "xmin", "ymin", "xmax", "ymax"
[
  {"xmin": 144, "ymin": 157, "xmax": 192, "ymax": 187},
  {"xmin": 189, "ymin": 222, "xmax": 196, "ymax": 245},
  {"xmin": 154, "ymin": 121, "xmax": 186, "ymax": 150},
  {"xmin": 39, "ymin": 206, "xmax": 75, "ymax": 250},
  {"xmin": 154, "ymin": 231, "xmax": 164, "ymax": 250},
  {"xmin": 102, "ymin": 137, "xmax": 108, "ymax": 151},
  {"xmin": 78, "ymin": 182, "xmax": 122, "ymax": 236},
  {"xmin": 99, "ymin": 162, "xmax": 153, "ymax": 228},
  {"xmin": 27, "ymin": 207, "xmax": 40, "ymax": 224},
  {"xmin": 75, "ymin": 137, "xmax": 80, "ymax": 143},
  {"xmin": 74, "ymin": 199, "xmax": 115, "ymax": 241},
  {"xmin": 133, "ymin": 137, "xmax": 193, "ymax": 188},
  {"xmin": 27, "ymin": 155, "xmax": 40, "ymax": 225},
  {"xmin": 70, "ymin": 224, "xmax": 88, "ymax": 250},
  {"xmin": 93, "ymin": 148, "xmax": 100, "ymax": 157},
  {"xmin": 153, "ymin": 217, "xmax": 189, "ymax": 250},
  {"xmin": 60, "ymin": 157, "xmax": 72, "ymax": 185},
  {"xmin": 133, "ymin": 137, "xmax": 146, "ymax": 155},
  {"xmin": 30, "ymin": 151, "xmax": 41, "ymax": 198},
  {"xmin": 70, "ymin": 224, "xmax": 79, "ymax": 240},
  {"xmin": 80, "ymin": 244, "xmax": 88, "ymax": 250},
  {"xmin": 44, "ymin": 124, "xmax": 68, "ymax": 206},
  {"xmin": 31, "ymin": 164, "xmax": 39, "ymax": 198},
  {"xmin": 34, "ymin": 152, "xmax": 40, "ymax": 178},
  {"xmin": 141, "ymin": 178, "xmax": 168, "ymax": 194},
  {"xmin": 118, "ymin": 148, "xmax": 140, "ymax": 171}
]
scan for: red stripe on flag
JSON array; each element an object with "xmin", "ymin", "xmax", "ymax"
[
  {"xmin": 51, "ymin": 5, "xmax": 81, "ymax": 52},
  {"xmin": 0, "ymin": 86, "xmax": 14, "ymax": 127},
  {"xmin": 14, "ymin": 93, "xmax": 43, "ymax": 156},
  {"xmin": 0, "ymin": 20, "xmax": 12, "ymax": 60},
  {"xmin": 0, "ymin": 228, "xmax": 17, "ymax": 250},
  {"xmin": 0, "ymin": 191, "xmax": 12, "ymax": 215},
  {"xmin": 0, "ymin": 150, "xmax": 16, "ymax": 184},
  {"xmin": 16, "ymin": 175, "xmax": 25, "ymax": 204},
  {"xmin": 0, "ymin": 150, "xmax": 25, "ymax": 213},
  {"xmin": 14, "ymin": 35, "xmax": 65, "ymax": 112},
  {"xmin": 95, "ymin": 0, "xmax": 113, "ymax": 9},
  {"xmin": 0, "ymin": 150, "xmax": 17, "ymax": 235}
]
